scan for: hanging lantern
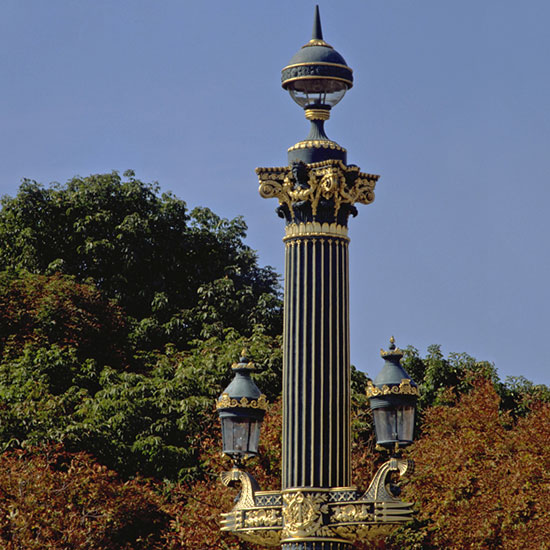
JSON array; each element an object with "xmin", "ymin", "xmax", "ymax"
[
  {"xmin": 367, "ymin": 337, "xmax": 420, "ymax": 451},
  {"xmin": 216, "ymin": 350, "xmax": 268, "ymax": 464}
]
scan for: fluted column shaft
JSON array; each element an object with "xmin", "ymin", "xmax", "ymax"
[{"xmin": 282, "ymin": 227, "xmax": 351, "ymax": 490}]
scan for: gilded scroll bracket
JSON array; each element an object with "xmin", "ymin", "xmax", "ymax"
[{"xmin": 220, "ymin": 458, "xmax": 414, "ymax": 546}]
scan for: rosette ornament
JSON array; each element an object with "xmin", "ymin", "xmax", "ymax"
[{"xmin": 217, "ymin": 351, "xmax": 268, "ymax": 466}]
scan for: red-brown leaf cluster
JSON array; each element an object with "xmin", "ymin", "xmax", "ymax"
[
  {"xmin": 403, "ymin": 379, "xmax": 550, "ymax": 550},
  {"xmin": 0, "ymin": 273, "xmax": 128, "ymax": 366},
  {"xmin": 0, "ymin": 446, "xmax": 169, "ymax": 550}
]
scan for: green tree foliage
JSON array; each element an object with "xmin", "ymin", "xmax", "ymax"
[
  {"xmin": 399, "ymin": 344, "xmax": 550, "ymax": 423},
  {"xmin": 0, "ymin": 173, "xmax": 282, "ymax": 481},
  {"xmin": 0, "ymin": 171, "xmax": 282, "ymax": 350}
]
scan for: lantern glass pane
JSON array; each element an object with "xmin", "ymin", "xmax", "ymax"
[
  {"xmin": 373, "ymin": 405, "xmax": 415, "ymax": 446},
  {"xmin": 289, "ymin": 79, "xmax": 347, "ymax": 108},
  {"xmin": 396, "ymin": 405, "xmax": 415, "ymax": 443},
  {"xmin": 221, "ymin": 417, "xmax": 262, "ymax": 456},
  {"xmin": 372, "ymin": 407, "xmax": 396, "ymax": 445},
  {"xmin": 248, "ymin": 419, "xmax": 261, "ymax": 455}
]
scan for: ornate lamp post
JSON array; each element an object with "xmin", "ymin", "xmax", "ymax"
[{"xmin": 219, "ymin": 7, "xmax": 419, "ymax": 549}]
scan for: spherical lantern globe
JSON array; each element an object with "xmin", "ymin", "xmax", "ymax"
[
  {"xmin": 281, "ymin": 5, "xmax": 353, "ymax": 110},
  {"xmin": 281, "ymin": 5, "xmax": 354, "ymax": 164}
]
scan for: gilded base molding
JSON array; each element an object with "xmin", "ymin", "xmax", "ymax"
[
  {"xmin": 220, "ymin": 459, "xmax": 413, "ymax": 547},
  {"xmin": 283, "ymin": 221, "xmax": 349, "ymax": 241}
]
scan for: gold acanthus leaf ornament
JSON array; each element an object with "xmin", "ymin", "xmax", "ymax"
[{"xmin": 256, "ymin": 160, "xmax": 378, "ymax": 220}]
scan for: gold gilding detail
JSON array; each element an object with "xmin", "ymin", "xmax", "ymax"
[
  {"xmin": 219, "ymin": 463, "xmax": 415, "ymax": 544},
  {"xmin": 220, "ymin": 469, "xmax": 257, "ymax": 510},
  {"xmin": 380, "ymin": 347, "xmax": 404, "ymax": 358},
  {"xmin": 332, "ymin": 503, "xmax": 373, "ymax": 523},
  {"xmin": 237, "ymin": 529, "xmax": 281, "ymax": 546},
  {"xmin": 283, "ymin": 222, "xmax": 349, "ymax": 241},
  {"xmin": 244, "ymin": 508, "xmax": 282, "ymax": 528},
  {"xmin": 257, "ymin": 160, "xmax": 378, "ymax": 220},
  {"xmin": 231, "ymin": 361, "xmax": 255, "ymax": 370},
  {"xmin": 282, "ymin": 75, "xmax": 353, "ymax": 88},
  {"xmin": 282, "ymin": 61, "xmax": 352, "ymax": 72},
  {"xmin": 305, "ymin": 108, "xmax": 330, "ymax": 121},
  {"xmin": 282, "ymin": 491, "xmax": 329, "ymax": 540},
  {"xmin": 366, "ymin": 379, "xmax": 420, "ymax": 399},
  {"xmin": 304, "ymin": 38, "xmax": 333, "ymax": 48},
  {"xmin": 288, "ymin": 140, "xmax": 346, "ymax": 153},
  {"xmin": 217, "ymin": 393, "xmax": 269, "ymax": 410}
]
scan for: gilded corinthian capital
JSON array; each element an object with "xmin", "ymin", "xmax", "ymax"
[{"xmin": 256, "ymin": 159, "xmax": 379, "ymax": 227}]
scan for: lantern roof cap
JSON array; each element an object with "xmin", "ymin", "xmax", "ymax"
[
  {"xmin": 217, "ymin": 351, "xmax": 268, "ymax": 415},
  {"xmin": 367, "ymin": 337, "xmax": 419, "ymax": 398}
]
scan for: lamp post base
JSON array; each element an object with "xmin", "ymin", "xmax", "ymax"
[{"xmin": 220, "ymin": 458, "xmax": 414, "ymax": 548}]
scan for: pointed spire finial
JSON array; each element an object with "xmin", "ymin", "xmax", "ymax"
[{"xmin": 312, "ymin": 5, "xmax": 323, "ymax": 40}]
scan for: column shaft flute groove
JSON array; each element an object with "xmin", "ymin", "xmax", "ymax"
[{"xmin": 282, "ymin": 232, "xmax": 350, "ymax": 490}]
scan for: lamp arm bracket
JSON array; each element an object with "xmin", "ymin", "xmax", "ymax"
[
  {"xmin": 220, "ymin": 467, "xmax": 261, "ymax": 510},
  {"xmin": 361, "ymin": 458, "xmax": 414, "ymax": 503}
]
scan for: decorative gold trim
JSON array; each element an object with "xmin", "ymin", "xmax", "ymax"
[
  {"xmin": 305, "ymin": 108, "xmax": 330, "ymax": 121},
  {"xmin": 216, "ymin": 393, "xmax": 269, "ymax": 410},
  {"xmin": 244, "ymin": 508, "xmax": 282, "ymax": 528},
  {"xmin": 332, "ymin": 503, "xmax": 374, "ymax": 523},
  {"xmin": 220, "ymin": 461, "xmax": 415, "ymax": 545},
  {"xmin": 282, "ymin": 61, "xmax": 352, "ymax": 72},
  {"xmin": 303, "ymin": 38, "xmax": 333, "ymax": 48},
  {"xmin": 282, "ymin": 491, "xmax": 328, "ymax": 540},
  {"xmin": 282, "ymin": 75, "xmax": 354, "ymax": 87},
  {"xmin": 220, "ymin": 468, "xmax": 257, "ymax": 510},
  {"xmin": 281, "ymin": 537, "xmax": 351, "ymax": 544},
  {"xmin": 366, "ymin": 379, "xmax": 420, "ymax": 398},
  {"xmin": 283, "ymin": 222, "xmax": 349, "ymax": 240},
  {"xmin": 281, "ymin": 486, "xmax": 357, "ymax": 493},
  {"xmin": 302, "ymin": 239, "xmax": 308, "ymax": 484},
  {"xmin": 231, "ymin": 361, "xmax": 255, "ymax": 370},
  {"xmin": 328, "ymin": 239, "xmax": 334, "ymax": 484},
  {"xmin": 288, "ymin": 140, "xmax": 346, "ymax": 153}
]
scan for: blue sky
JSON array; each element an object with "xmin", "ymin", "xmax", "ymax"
[{"xmin": 1, "ymin": 1, "xmax": 549, "ymax": 385}]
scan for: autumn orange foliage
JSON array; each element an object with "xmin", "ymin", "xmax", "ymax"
[
  {"xmin": 1, "ymin": 382, "xmax": 548, "ymax": 549},
  {"xmin": 402, "ymin": 379, "xmax": 550, "ymax": 550},
  {"xmin": 0, "ymin": 446, "xmax": 168, "ymax": 550}
]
